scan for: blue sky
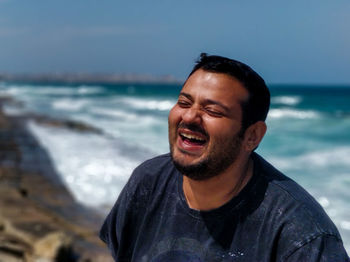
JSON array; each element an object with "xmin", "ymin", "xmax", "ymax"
[{"xmin": 0, "ymin": 0, "xmax": 349, "ymax": 84}]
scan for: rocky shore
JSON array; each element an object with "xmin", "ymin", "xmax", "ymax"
[{"xmin": 0, "ymin": 97, "xmax": 112, "ymax": 262}]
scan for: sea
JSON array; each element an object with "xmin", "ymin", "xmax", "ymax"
[{"xmin": 0, "ymin": 81, "xmax": 349, "ymax": 252}]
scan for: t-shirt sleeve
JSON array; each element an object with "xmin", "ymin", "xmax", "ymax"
[
  {"xmin": 99, "ymin": 160, "xmax": 153, "ymax": 260},
  {"xmin": 284, "ymin": 234, "xmax": 349, "ymax": 262},
  {"xmin": 99, "ymin": 184, "xmax": 128, "ymax": 259}
]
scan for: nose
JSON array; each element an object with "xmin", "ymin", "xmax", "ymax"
[{"xmin": 182, "ymin": 106, "xmax": 202, "ymax": 125}]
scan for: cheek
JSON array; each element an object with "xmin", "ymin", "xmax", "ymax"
[
  {"xmin": 204, "ymin": 118, "xmax": 240, "ymax": 138},
  {"xmin": 168, "ymin": 107, "xmax": 182, "ymax": 145},
  {"xmin": 168, "ymin": 105, "xmax": 182, "ymax": 125}
]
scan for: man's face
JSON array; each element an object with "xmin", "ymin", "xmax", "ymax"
[{"xmin": 168, "ymin": 69, "xmax": 249, "ymax": 180}]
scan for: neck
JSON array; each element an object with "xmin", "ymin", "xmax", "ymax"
[{"xmin": 182, "ymin": 155, "xmax": 253, "ymax": 211}]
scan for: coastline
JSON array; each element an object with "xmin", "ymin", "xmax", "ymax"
[{"xmin": 0, "ymin": 97, "xmax": 112, "ymax": 261}]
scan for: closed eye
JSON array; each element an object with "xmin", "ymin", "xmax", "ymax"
[
  {"xmin": 177, "ymin": 100, "xmax": 191, "ymax": 108},
  {"xmin": 204, "ymin": 107, "xmax": 224, "ymax": 117}
]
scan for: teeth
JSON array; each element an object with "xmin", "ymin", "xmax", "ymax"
[{"xmin": 180, "ymin": 133, "xmax": 205, "ymax": 141}]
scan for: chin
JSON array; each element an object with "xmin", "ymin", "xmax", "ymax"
[
  {"xmin": 172, "ymin": 146, "xmax": 204, "ymax": 165},
  {"xmin": 171, "ymin": 148, "xmax": 214, "ymax": 180}
]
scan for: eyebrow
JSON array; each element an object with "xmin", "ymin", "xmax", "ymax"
[{"xmin": 179, "ymin": 92, "xmax": 231, "ymax": 113}]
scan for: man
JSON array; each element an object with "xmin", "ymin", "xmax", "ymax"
[{"xmin": 100, "ymin": 53, "xmax": 349, "ymax": 261}]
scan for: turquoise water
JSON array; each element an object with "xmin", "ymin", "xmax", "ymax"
[{"xmin": 1, "ymin": 82, "xmax": 349, "ymax": 252}]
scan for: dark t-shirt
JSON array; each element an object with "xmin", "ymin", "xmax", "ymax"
[{"xmin": 100, "ymin": 153, "xmax": 349, "ymax": 262}]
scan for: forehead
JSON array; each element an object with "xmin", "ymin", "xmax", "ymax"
[{"xmin": 181, "ymin": 69, "xmax": 249, "ymax": 106}]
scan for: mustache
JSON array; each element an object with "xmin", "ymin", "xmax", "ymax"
[{"xmin": 177, "ymin": 123, "xmax": 208, "ymax": 138}]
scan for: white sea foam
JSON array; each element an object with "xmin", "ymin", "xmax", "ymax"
[
  {"xmin": 317, "ymin": 196, "xmax": 330, "ymax": 208},
  {"xmin": 269, "ymin": 147, "xmax": 350, "ymax": 170},
  {"xmin": 66, "ymin": 109, "xmax": 168, "ymax": 153},
  {"xmin": 76, "ymin": 85, "xmax": 104, "ymax": 94},
  {"xmin": 341, "ymin": 221, "xmax": 350, "ymax": 230},
  {"xmin": 1, "ymin": 83, "xmax": 102, "ymax": 93},
  {"xmin": 0, "ymin": 85, "xmax": 34, "ymax": 96},
  {"xmin": 268, "ymin": 108, "xmax": 320, "ymax": 119},
  {"xmin": 3, "ymin": 85, "xmax": 104, "ymax": 97},
  {"xmin": 30, "ymin": 87, "xmax": 78, "ymax": 95},
  {"xmin": 52, "ymin": 99, "xmax": 90, "ymax": 111},
  {"xmin": 27, "ymin": 121, "xmax": 150, "ymax": 208},
  {"xmin": 271, "ymin": 96, "xmax": 302, "ymax": 106},
  {"xmin": 89, "ymin": 107, "xmax": 139, "ymax": 120},
  {"xmin": 122, "ymin": 97, "xmax": 175, "ymax": 111},
  {"xmin": 0, "ymin": 85, "xmax": 72, "ymax": 97},
  {"xmin": 301, "ymin": 149, "xmax": 350, "ymax": 168},
  {"xmin": 87, "ymin": 107, "xmax": 167, "ymax": 139}
]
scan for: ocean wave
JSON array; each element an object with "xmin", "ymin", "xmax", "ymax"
[
  {"xmin": 27, "ymin": 121, "xmax": 151, "ymax": 207},
  {"xmin": 0, "ymin": 85, "xmax": 36, "ymax": 96},
  {"xmin": 33, "ymin": 86, "xmax": 105, "ymax": 96},
  {"xmin": 299, "ymin": 149, "xmax": 350, "ymax": 168},
  {"xmin": 87, "ymin": 106, "xmax": 166, "ymax": 134},
  {"xmin": 89, "ymin": 106, "xmax": 139, "ymax": 120},
  {"xmin": 76, "ymin": 85, "xmax": 105, "ymax": 94},
  {"xmin": 1, "ymin": 84, "xmax": 104, "ymax": 96},
  {"xmin": 269, "ymin": 146, "xmax": 350, "ymax": 170},
  {"xmin": 121, "ymin": 97, "xmax": 175, "ymax": 111},
  {"xmin": 341, "ymin": 221, "xmax": 350, "ymax": 230},
  {"xmin": 271, "ymin": 96, "xmax": 302, "ymax": 106},
  {"xmin": 52, "ymin": 98, "xmax": 90, "ymax": 111},
  {"xmin": 268, "ymin": 108, "xmax": 320, "ymax": 119}
]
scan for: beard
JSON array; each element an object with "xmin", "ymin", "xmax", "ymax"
[{"xmin": 170, "ymin": 124, "xmax": 244, "ymax": 181}]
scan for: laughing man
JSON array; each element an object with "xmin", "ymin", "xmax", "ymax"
[{"xmin": 100, "ymin": 53, "xmax": 349, "ymax": 262}]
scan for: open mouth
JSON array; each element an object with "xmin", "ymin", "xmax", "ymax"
[{"xmin": 179, "ymin": 132, "xmax": 207, "ymax": 146}]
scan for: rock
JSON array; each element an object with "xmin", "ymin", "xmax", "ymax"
[
  {"xmin": 30, "ymin": 115, "xmax": 103, "ymax": 134},
  {"xmin": 32, "ymin": 232, "xmax": 71, "ymax": 261},
  {"xmin": 0, "ymin": 98, "xmax": 113, "ymax": 262}
]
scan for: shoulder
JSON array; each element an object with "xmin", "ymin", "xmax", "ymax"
[
  {"xmin": 124, "ymin": 153, "xmax": 177, "ymax": 201},
  {"xmin": 128, "ymin": 153, "xmax": 175, "ymax": 187},
  {"xmin": 133, "ymin": 153, "xmax": 174, "ymax": 175},
  {"xmin": 99, "ymin": 153, "xmax": 176, "ymax": 243},
  {"xmin": 252, "ymin": 153, "xmax": 345, "ymax": 258}
]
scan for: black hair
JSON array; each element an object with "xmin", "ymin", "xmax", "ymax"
[{"xmin": 188, "ymin": 53, "xmax": 270, "ymax": 131}]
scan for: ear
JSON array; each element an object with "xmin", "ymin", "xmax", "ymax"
[{"xmin": 242, "ymin": 121, "xmax": 267, "ymax": 152}]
